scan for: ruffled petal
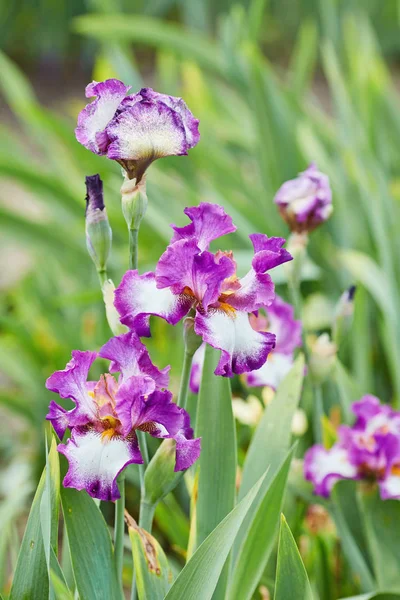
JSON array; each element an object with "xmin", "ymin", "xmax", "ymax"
[
  {"xmin": 138, "ymin": 88, "xmax": 200, "ymax": 149},
  {"xmin": 250, "ymin": 234, "xmax": 292, "ymax": 272},
  {"xmin": 245, "ymin": 352, "xmax": 293, "ymax": 389},
  {"xmin": 75, "ymin": 79, "xmax": 130, "ymax": 155},
  {"xmin": 46, "ymin": 351, "xmax": 97, "ymax": 425},
  {"xmin": 156, "ymin": 240, "xmax": 235, "ymax": 309},
  {"xmin": 115, "ymin": 382, "xmax": 184, "ymax": 437},
  {"xmin": 304, "ymin": 444, "xmax": 358, "ymax": 498},
  {"xmin": 106, "ymin": 100, "xmax": 187, "ymax": 161},
  {"xmin": 59, "ymin": 427, "xmax": 141, "ymax": 501},
  {"xmin": 266, "ymin": 295, "xmax": 302, "ymax": 354},
  {"xmin": 99, "ymin": 331, "xmax": 170, "ymax": 389},
  {"xmin": 173, "ymin": 410, "xmax": 201, "ymax": 471},
  {"xmin": 195, "ymin": 309, "xmax": 276, "ymax": 377},
  {"xmin": 170, "ymin": 203, "xmax": 236, "ymax": 251},
  {"xmin": 46, "ymin": 401, "xmax": 70, "ymax": 439},
  {"xmin": 114, "ymin": 270, "xmax": 193, "ymax": 336},
  {"xmin": 227, "ymin": 235, "xmax": 292, "ymax": 313}
]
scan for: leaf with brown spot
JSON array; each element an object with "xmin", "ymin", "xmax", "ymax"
[{"xmin": 125, "ymin": 510, "xmax": 172, "ymax": 600}]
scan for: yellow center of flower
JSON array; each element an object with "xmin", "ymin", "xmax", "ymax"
[{"xmin": 100, "ymin": 416, "xmax": 120, "ymax": 443}]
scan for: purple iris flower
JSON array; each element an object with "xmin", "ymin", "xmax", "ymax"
[
  {"xmin": 114, "ymin": 203, "xmax": 292, "ymax": 378},
  {"xmin": 189, "ymin": 295, "xmax": 302, "ymax": 393},
  {"xmin": 304, "ymin": 395, "xmax": 400, "ymax": 500},
  {"xmin": 274, "ymin": 163, "xmax": 332, "ymax": 233},
  {"xmin": 75, "ymin": 80, "xmax": 200, "ymax": 181},
  {"xmin": 46, "ymin": 331, "xmax": 200, "ymax": 501}
]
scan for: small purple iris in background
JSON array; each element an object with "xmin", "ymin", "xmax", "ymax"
[
  {"xmin": 46, "ymin": 332, "xmax": 200, "ymax": 501},
  {"xmin": 274, "ymin": 163, "xmax": 332, "ymax": 233},
  {"xmin": 304, "ymin": 395, "xmax": 400, "ymax": 500},
  {"xmin": 114, "ymin": 202, "xmax": 292, "ymax": 378},
  {"xmin": 75, "ymin": 80, "xmax": 200, "ymax": 181}
]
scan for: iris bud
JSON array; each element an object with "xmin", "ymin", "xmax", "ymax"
[
  {"xmin": 333, "ymin": 285, "xmax": 356, "ymax": 346},
  {"xmin": 143, "ymin": 438, "xmax": 183, "ymax": 505},
  {"xmin": 309, "ymin": 333, "xmax": 337, "ymax": 384},
  {"xmin": 183, "ymin": 317, "xmax": 203, "ymax": 357},
  {"xmin": 85, "ymin": 174, "xmax": 112, "ymax": 274}
]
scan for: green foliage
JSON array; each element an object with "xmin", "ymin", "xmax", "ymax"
[
  {"xmin": 127, "ymin": 515, "xmax": 172, "ymax": 600},
  {"xmin": 3, "ymin": 3, "xmax": 400, "ymax": 599},
  {"xmin": 275, "ymin": 515, "xmax": 313, "ymax": 600},
  {"xmin": 60, "ymin": 457, "xmax": 123, "ymax": 600}
]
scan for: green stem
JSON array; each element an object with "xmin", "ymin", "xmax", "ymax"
[
  {"xmin": 114, "ymin": 474, "xmax": 125, "ymax": 581},
  {"xmin": 177, "ymin": 351, "xmax": 193, "ymax": 409},
  {"xmin": 287, "ymin": 263, "xmax": 322, "ymax": 441},
  {"xmin": 313, "ymin": 384, "xmax": 324, "ymax": 444},
  {"xmin": 97, "ymin": 268, "xmax": 108, "ymax": 287},
  {"xmin": 138, "ymin": 501, "xmax": 155, "ymax": 531},
  {"xmin": 129, "ymin": 228, "xmax": 139, "ymax": 270}
]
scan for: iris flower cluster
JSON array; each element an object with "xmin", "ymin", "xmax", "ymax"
[
  {"xmin": 305, "ymin": 396, "xmax": 400, "ymax": 500},
  {"xmin": 46, "ymin": 332, "xmax": 200, "ymax": 501}
]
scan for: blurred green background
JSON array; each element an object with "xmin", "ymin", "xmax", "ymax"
[{"xmin": 1, "ymin": 0, "xmax": 400, "ymax": 595}]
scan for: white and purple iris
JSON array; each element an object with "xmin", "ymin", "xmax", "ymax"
[
  {"xmin": 114, "ymin": 203, "xmax": 292, "ymax": 378},
  {"xmin": 75, "ymin": 79, "xmax": 200, "ymax": 181},
  {"xmin": 274, "ymin": 163, "xmax": 332, "ymax": 233},
  {"xmin": 46, "ymin": 331, "xmax": 200, "ymax": 501},
  {"xmin": 304, "ymin": 395, "xmax": 400, "ymax": 500},
  {"xmin": 189, "ymin": 295, "xmax": 302, "ymax": 393}
]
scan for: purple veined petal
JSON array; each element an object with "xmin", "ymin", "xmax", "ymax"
[
  {"xmin": 245, "ymin": 352, "xmax": 293, "ymax": 389},
  {"xmin": 267, "ymin": 295, "xmax": 302, "ymax": 355},
  {"xmin": 195, "ymin": 309, "xmax": 276, "ymax": 377},
  {"xmin": 75, "ymin": 79, "xmax": 130, "ymax": 155},
  {"xmin": 175, "ymin": 433, "xmax": 201, "ymax": 471},
  {"xmin": 99, "ymin": 331, "xmax": 170, "ymax": 389},
  {"xmin": 250, "ymin": 234, "xmax": 292, "ymax": 273},
  {"xmin": 114, "ymin": 270, "xmax": 193, "ymax": 335},
  {"xmin": 156, "ymin": 239, "xmax": 236, "ymax": 310},
  {"xmin": 226, "ymin": 236, "xmax": 292, "ymax": 314},
  {"xmin": 226, "ymin": 270, "xmax": 275, "ymax": 313},
  {"xmin": 106, "ymin": 100, "xmax": 188, "ymax": 162},
  {"xmin": 46, "ymin": 401, "xmax": 71, "ymax": 439},
  {"xmin": 189, "ymin": 342, "xmax": 206, "ymax": 394},
  {"xmin": 170, "ymin": 202, "xmax": 236, "ymax": 251},
  {"xmin": 58, "ymin": 427, "xmax": 141, "ymax": 502},
  {"xmin": 137, "ymin": 88, "xmax": 200, "ymax": 149},
  {"xmin": 115, "ymin": 381, "xmax": 184, "ymax": 437},
  {"xmin": 304, "ymin": 444, "xmax": 358, "ymax": 498},
  {"xmin": 351, "ymin": 395, "xmax": 391, "ymax": 429},
  {"xmin": 46, "ymin": 350, "xmax": 98, "ymax": 426}
]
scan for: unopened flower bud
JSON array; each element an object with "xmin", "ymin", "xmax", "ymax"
[
  {"xmin": 183, "ymin": 317, "xmax": 202, "ymax": 357},
  {"xmin": 308, "ymin": 333, "xmax": 337, "ymax": 384},
  {"xmin": 291, "ymin": 408, "xmax": 308, "ymax": 436},
  {"xmin": 333, "ymin": 285, "xmax": 356, "ymax": 346},
  {"xmin": 274, "ymin": 163, "xmax": 332, "ymax": 234},
  {"xmin": 85, "ymin": 174, "xmax": 112, "ymax": 273},
  {"xmin": 143, "ymin": 438, "xmax": 183, "ymax": 505},
  {"xmin": 121, "ymin": 174, "xmax": 148, "ymax": 230},
  {"xmin": 232, "ymin": 395, "xmax": 263, "ymax": 426}
]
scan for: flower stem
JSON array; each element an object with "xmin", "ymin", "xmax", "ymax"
[
  {"xmin": 177, "ymin": 351, "xmax": 193, "ymax": 409},
  {"xmin": 139, "ymin": 501, "xmax": 155, "ymax": 531},
  {"xmin": 114, "ymin": 474, "xmax": 125, "ymax": 582},
  {"xmin": 129, "ymin": 228, "xmax": 139, "ymax": 270},
  {"xmin": 97, "ymin": 268, "xmax": 108, "ymax": 287}
]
